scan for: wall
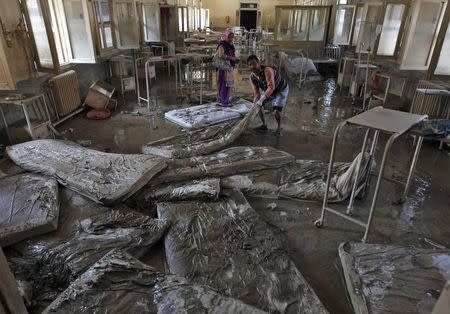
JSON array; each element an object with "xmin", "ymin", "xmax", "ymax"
[
  {"xmin": 0, "ymin": 0, "xmax": 36, "ymax": 84},
  {"xmin": 202, "ymin": 0, "xmax": 294, "ymax": 30}
]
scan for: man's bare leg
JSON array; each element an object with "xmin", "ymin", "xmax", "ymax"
[
  {"xmin": 275, "ymin": 110, "xmax": 282, "ymax": 135},
  {"xmin": 258, "ymin": 106, "xmax": 268, "ymax": 130}
]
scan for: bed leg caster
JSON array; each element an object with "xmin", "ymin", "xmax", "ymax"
[{"xmin": 314, "ymin": 219, "xmax": 324, "ymax": 228}]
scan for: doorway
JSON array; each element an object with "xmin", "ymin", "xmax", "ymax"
[{"xmin": 240, "ymin": 10, "xmax": 257, "ymax": 30}]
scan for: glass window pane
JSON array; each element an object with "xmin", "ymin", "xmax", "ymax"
[
  {"xmin": 435, "ymin": 24, "xmax": 450, "ymax": 75},
  {"xmin": 104, "ymin": 26, "xmax": 113, "ymax": 47},
  {"xmin": 101, "ymin": 1, "xmax": 111, "ymax": 22},
  {"xmin": 64, "ymin": 0, "xmax": 95, "ymax": 62},
  {"xmin": 292, "ymin": 9, "xmax": 308, "ymax": 41},
  {"xmin": 309, "ymin": 8, "xmax": 327, "ymax": 41},
  {"xmin": 183, "ymin": 8, "xmax": 188, "ymax": 31},
  {"xmin": 357, "ymin": 5, "xmax": 382, "ymax": 52},
  {"xmin": 402, "ymin": 1, "xmax": 443, "ymax": 68},
  {"xmin": 144, "ymin": 4, "xmax": 160, "ymax": 41},
  {"xmin": 352, "ymin": 6, "xmax": 364, "ymax": 46},
  {"xmin": 114, "ymin": 1, "xmax": 139, "ymax": 49},
  {"xmin": 377, "ymin": 4, "xmax": 406, "ymax": 56},
  {"xmin": 178, "ymin": 7, "xmax": 183, "ymax": 32},
  {"xmin": 188, "ymin": 7, "xmax": 195, "ymax": 31},
  {"xmin": 277, "ymin": 8, "xmax": 291, "ymax": 40},
  {"xmin": 333, "ymin": 6, "xmax": 354, "ymax": 44},
  {"xmin": 48, "ymin": 0, "xmax": 67, "ymax": 63},
  {"xmin": 26, "ymin": 0, "xmax": 54, "ymax": 68}
]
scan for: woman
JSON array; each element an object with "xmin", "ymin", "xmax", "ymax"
[{"xmin": 216, "ymin": 29, "xmax": 236, "ymax": 106}]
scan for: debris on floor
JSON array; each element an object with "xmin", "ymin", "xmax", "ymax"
[
  {"xmin": 0, "ymin": 173, "xmax": 59, "ymax": 246},
  {"xmin": 6, "ymin": 139, "xmax": 167, "ymax": 205},
  {"xmin": 339, "ymin": 242, "xmax": 450, "ymax": 314},
  {"xmin": 158, "ymin": 189, "xmax": 328, "ymax": 313},
  {"xmin": 43, "ymin": 250, "xmax": 265, "ymax": 314}
]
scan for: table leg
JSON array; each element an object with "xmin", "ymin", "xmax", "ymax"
[
  {"xmin": 401, "ymin": 135, "xmax": 423, "ymax": 203},
  {"xmin": 135, "ymin": 56, "xmax": 141, "ymax": 106},
  {"xmin": 362, "ymin": 133, "xmax": 399, "ymax": 242},
  {"xmin": 200, "ymin": 62, "xmax": 203, "ymax": 105},
  {"xmin": 314, "ymin": 121, "xmax": 347, "ymax": 228},
  {"xmin": 0, "ymin": 107, "xmax": 12, "ymax": 143},
  {"xmin": 347, "ymin": 128, "xmax": 371, "ymax": 214},
  {"xmin": 22, "ymin": 102, "xmax": 35, "ymax": 140}
]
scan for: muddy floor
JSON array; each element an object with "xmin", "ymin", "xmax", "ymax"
[{"xmin": 24, "ymin": 65, "xmax": 450, "ymax": 313}]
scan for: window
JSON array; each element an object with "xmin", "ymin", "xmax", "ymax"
[
  {"xmin": 178, "ymin": 7, "xmax": 188, "ymax": 32},
  {"xmin": 112, "ymin": 0, "xmax": 140, "ymax": 49},
  {"xmin": 333, "ymin": 5, "xmax": 355, "ymax": 45},
  {"xmin": 94, "ymin": 0, "xmax": 114, "ymax": 50},
  {"xmin": 351, "ymin": 5, "xmax": 364, "ymax": 46},
  {"xmin": 355, "ymin": 3, "xmax": 382, "ymax": 52},
  {"xmin": 142, "ymin": 2, "xmax": 160, "ymax": 41},
  {"xmin": 23, "ymin": 0, "xmax": 96, "ymax": 72},
  {"xmin": 434, "ymin": 23, "xmax": 450, "ymax": 75},
  {"xmin": 188, "ymin": 7, "xmax": 195, "ymax": 31},
  {"xmin": 376, "ymin": 3, "xmax": 407, "ymax": 56},
  {"xmin": 400, "ymin": 0, "xmax": 445, "ymax": 70},
  {"xmin": 275, "ymin": 6, "xmax": 330, "ymax": 42}
]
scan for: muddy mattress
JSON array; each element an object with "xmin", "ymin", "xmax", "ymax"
[
  {"xmin": 157, "ymin": 189, "xmax": 327, "ymax": 313},
  {"xmin": 164, "ymin": 98, "xmax": 253, "ymax": 129},
  {"xmin": 143, "ymin": 103, "xmax": 259, "ymax": 158},
  {"xmin": 134, "ymin": 178, "xmax": 220, "ymax": 203},
  {"xmin": 43, "ymin": 250, "xmax": 265, "ymax": 313},
  {"xmin": 339, "ymin": 242, "xmax": 450, "ymax": 314},
  {"xmin": 0, "ymin": 173, "xmax": 59, "ymax": 246},
  {"xmin": 9, "ymin": 192, "xmax": 169, "ymax": 304},
  {"xmin": 151, "ymin": 146, "xmax": 295, "ymax": 185},
  {"xmin": 221, "ymin": 152, "xmax": 370, "ymax": 202},
  {"xmin": 6, "ymin": 139, "xmax": 166, "ymax": 205}
]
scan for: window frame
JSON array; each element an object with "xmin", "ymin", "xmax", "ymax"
[
  {"xmin": 399, "ymin": 0, "xmax": 447, "ymax": 71},
  {"xmin": 92, "ymin": 0, "xmax": 117, "ymax": 56},
  {"xmin": 20, "ymin": 0, "xmax": 62, "ymax": 73},
  {"xmin": 141, "ymin": 0, "xmax": 161, "ymax": 42},
  {"xmin": 353, "ymin": 2, "xmax": 383, "ymax": 53},
  {"xmin": 373, "ymin": 0, "xmax": 410, "ymax": 58},
  {"xmin": 111, "ymin": 0, "xmax": 140, "ymax": 50},
  {"xmin": 274, "ymin": 5, "xmax": 332, "ymax": 43},
  {"xmin": 333, "ymin": 4, "xmax": 356, "ymax": 45},
  {"xmin": 20, "ymin": 0, "xmax": 97, "ymax": 73},
  {"xmin": 427, "ymin": 3, "xmax": 450, "ymax": 80}
]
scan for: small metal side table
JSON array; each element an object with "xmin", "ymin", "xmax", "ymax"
[
  {"xmin": 0, "ymin": 93, "xmax": 53, "ymax": 142},
  {"xmin": 314, "ymin": 107, "xmax": 428, "ymax": 242}
]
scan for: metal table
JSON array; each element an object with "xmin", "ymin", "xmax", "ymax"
[
  {"xmin": 0, "ymin": 93, "xmax": 53, "ymax": 142},
  {"xmin": 314, "ymin": 107, "xmax": 428, "ymax": 242}
]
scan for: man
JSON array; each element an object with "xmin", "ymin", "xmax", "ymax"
[{"xmin": 247, "ymin": 55, "xmax": 289, "ymax": 135}]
